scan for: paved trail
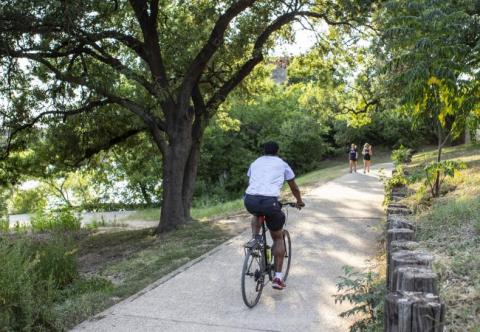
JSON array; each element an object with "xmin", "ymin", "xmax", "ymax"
[{"xmin": 73, "ymin": 163, "xmax": 393, "ymax": 332}]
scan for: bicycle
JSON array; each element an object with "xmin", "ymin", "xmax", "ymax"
[{"xmin": 241, "ymin": 202, "xmax": 296, "ymax": 308}]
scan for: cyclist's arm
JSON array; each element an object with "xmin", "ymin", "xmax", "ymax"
[{"xmin": 287, "ymin": 179, "xmax": 305, "ymax": 208}]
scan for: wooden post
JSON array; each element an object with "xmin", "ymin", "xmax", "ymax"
[
  {"xmin": 391, "ymin": 240, "xmax": 420, "ymax": 252},
  {"xmin": 387, "ymin": 239, "xmax": 419, "ymax": 289},
  {"xmin": 388, "ymin": 203, "xmax": 408, "ymax": 209},
  {"xmin": 391, "ymin": 195, "xmax": 404, "ymax": 202},
  {"xmin": 395, "ymin": 266, "xmax": 437, "ymax": 294},
  {"xmin": 387, "ymin": 206, "xmax": 412, "ymax": 216},
  {"xmin": 387, "ymin": 228, "xmax": 415, "ymax": 250},
  {"xmin": 387, "ymin": 217, "xmax": 415, "ymax": 231},
  {"xmin": 385, "ymin": 292, "xmax": 445, "ymax": 332},
  {"xmin": 388, "ymin": 250, "xmax": 433, "ymax": 291}
]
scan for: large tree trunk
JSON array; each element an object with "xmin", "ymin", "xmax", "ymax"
[
  {"xmin": 181, "ymin": 115, "xmax": 206, "ymax": 220},
  {"xmin": 156, "ymin": 123, "xmax": 193, "ymax": 233},
  {"xmin": 182, "ymin": 141, "xmax": 201, "ymax": 220}
]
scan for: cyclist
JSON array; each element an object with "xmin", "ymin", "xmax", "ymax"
[{"xmin": 244, "ymin": 141, "xmax": 305, "ymax": 290}]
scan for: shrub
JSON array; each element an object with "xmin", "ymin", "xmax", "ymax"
[
  {"xmin": 335, "ymin": 266, "xmax": 386, "ymax": 332},
  {"xmin": 0, "ymin": 218, "xmax": 8, "ymax": 233},
  {"xmin": 0, "ymin": 236, "xmax": 79, "ymax": 330},
  {"xmin": 0, "ymin": 239, "xmax": 56, "ymax": 330},
  {"xmin": 383, "ymin": 166, "xmax": 409, "ymax": 205},
  {"xmin": 34, "ymin": 237, "xmax": 78, "ymax": 289},
  {"xmin": 424, "ymin": 160, "xmax": 467, "ymax": 197},
  {"xmin": 8, "ymin": 188, "xmax": 48, "ymax": 214},
  {"xmin": 31, "ymin": 209, "xmax": 81, "ymax": 232},
  {"xmin": 391, "ymin": 145, "xmax": 413, "ymax": 165}
]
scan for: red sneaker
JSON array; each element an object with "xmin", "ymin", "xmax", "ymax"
[{"xmin": 272, "ymin": 278, "xmax": 286, "ymax": 290}]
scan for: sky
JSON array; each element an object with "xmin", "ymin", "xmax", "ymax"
[{"xmin": 271, "ymin": 20, "xmax": 328, "ymax": 56}]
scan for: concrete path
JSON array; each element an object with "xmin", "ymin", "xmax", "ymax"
[{"xmin": 73, "ymin": 163, "xmax": 393, "ymax": 332}]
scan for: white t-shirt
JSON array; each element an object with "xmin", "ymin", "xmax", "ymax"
[{"xmin": 245, "ymin": 156, "xmax": 295, "ymax": 197}]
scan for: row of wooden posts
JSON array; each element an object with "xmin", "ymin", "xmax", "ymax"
[{"xmin": 384, "ymin": 186, "xmax": 445, "ymax": 332}]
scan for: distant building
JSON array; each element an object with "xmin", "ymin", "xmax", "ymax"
[{"xmin": 271, "ymin": 57, "xmax": 290, "ymax": 84}]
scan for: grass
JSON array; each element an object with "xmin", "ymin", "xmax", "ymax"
[
  {"xmin": 130, "ymin": 149, "xmax": 393, "ymax": 222},
  {"xmin": 3, "ymin": 148, "xmax": 394, "ymax": 329},
  {"xmin": 402, "ymin": 143, "xmax": 480, "ymax": 331},
  {"xmin": 51, "ymin": 220, "xmax": 231, "ymax": 329},
  {"xmin": 409, "ymin": 143, "xmax": 480, "ymax": 167}
]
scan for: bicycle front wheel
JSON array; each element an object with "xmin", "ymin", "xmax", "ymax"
[
  {"xmin": 281, "ymin": 229, "xmax": 292, "ymax": 281},
  {"xmin": 241, "ymin": 248, "xmax": 264, "ymax": 308}
]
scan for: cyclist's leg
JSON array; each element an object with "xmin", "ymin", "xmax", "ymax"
[
  {"xmin": 251, "ymin": 215, "xmax": 260, "ymax": 237},
  {"xmin": 244, "ymin": 195, "xmax": 261, "ymax": 239},
  {"xmin": 271, "ymin": 228, "xmax": 285, "ymax": 272},
  {"xmin": 265, "ymin": 207, "xmax": 286, "ymax": 272}
]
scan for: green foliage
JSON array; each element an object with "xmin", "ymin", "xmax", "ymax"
[
  {"xmin": 9, "ymin": 187, "xmax": 47, "ymax": 214},
  {"xmin": 0, "ymin": 218, "xmax": 8, "ymax": 233},
  {"xmin": 0, "ymin": 236, "xmax": 80, "ymax": 330},
  {"xmin": 383, "ymin": 166, "xmax": 409, "ymax": 205},
  {"xmin": 424, "ymin": 160, "xmax": 466, "ymax": 197},
  {"xmin": 391, "ymin": 145, "xmax": 413, "ymax": 165},
  {"xmin": 377, "ymin": 0, "xmax": 480, "ymax": 150},
  {"xmin": 416, "ymin": 187, "xmax": 480, "ymax": 330},
  {"xmin": 33, "ymin": 238, "xmax": 78, "ymax": 289},
  {"xmin": 0, "ymin": 239, "xmax": 53, "ymax": 330},
  {"xmin": 335, "ymin": 266, "xmax": 385, "ymax": 332},
  {"xmin": 31, "ymin": 209, "xmax": 81, "ymax": 232},
  {"xmin": 387, "ymin": 167, "xmax": 409, "ymax": 189},
  {"xmin": 198, "ymin": 82, "xmax": 333, "ymax": 199}
]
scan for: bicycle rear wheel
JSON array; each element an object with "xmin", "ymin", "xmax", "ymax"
[
  {"xmin": 281, "ymin": 229, "xmax": 292, "ymax": 281},
  {"xmin": 241, "ymin": 248, "xmax": 264, "ymax": 308}
]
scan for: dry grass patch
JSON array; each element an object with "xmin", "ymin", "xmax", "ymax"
[{"xmin": 411, "ymin": 146, "xmax": 480, "ymax": 331}]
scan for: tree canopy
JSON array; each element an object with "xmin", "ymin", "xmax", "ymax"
[{"xmin": 0, "ymin": 0, "xmax": 378, "ymax": 231}]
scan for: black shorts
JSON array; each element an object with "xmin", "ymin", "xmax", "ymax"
[
  {"xmin": 364, "ymin": 154, "xmax": 371, "ymax": 161},
  {"xmin": 244, "ymin": 194, "xmax": 285, "ymax": 231}
]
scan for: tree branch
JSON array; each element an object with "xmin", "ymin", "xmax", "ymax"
[
  {"xmin": 0, "ymin": 47, "xmax": 167, "ymax": 134},
  {"xmin": 1, "ymin": 99, "xmax": 112, "ymax": 159},
  {"xmin": 178, "ymin": 0, "xmax": 257, "ymax": 112},
  {"xmin": 73, "ymin": 127, "xmax": 147, "ymax": 166},
  {"xmin": 206, "ymin": 11, "xmax": 298, "ymax": 111},
  {"xmin": 206, "ymin": 9, "xmax": 364, "ymax": 112},
  {"xmin": 82, "ymin": 45, "xmax": 158, "ymax": 97},
  {"xmin": 128, "ymin": 0, "xmax": 169, "ymax": 91}
]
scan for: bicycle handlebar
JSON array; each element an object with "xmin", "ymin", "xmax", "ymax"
[{"xmin": 279, "ymin": 201, "xmax": 300, "ymax": 208}]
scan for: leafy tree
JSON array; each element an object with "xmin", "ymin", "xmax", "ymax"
[
  {"xmin": 375, "ymin": 0, "xmax": 480, "ymax": 194},
  {"xmin": 377, "ymin": 0, "xmax": 480, "ymax": 160},
  {"xmin": 0, "ymin": 0, "xmax": 376, "ymax": 232}
]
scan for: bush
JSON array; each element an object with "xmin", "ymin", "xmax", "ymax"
[
  {"xmin": 0, "ymin": 239, "xmax": 56, "ymax": 330},
  {"xmin": 0, "ymin": 236, "xmax": 79, "ymax": 330},
  {"xmin": 391, "ymin": 145, "xmax": 413, "ymax": 165},
  {"xmin": 424, "ymin": 160, "xmax": 466, "ymax": 197},
  {"xmin": 34, "ymin": 238, "xmax": 78, "ymax": 289},
  {"xmin": 0, "ymin": 218, "xmax": 8, "ymax": 233},
  {"xmin": 8, "ymin": 188, "xmax": 48, "ymax": 214},
  {"xmin": 335, "ymin": 266, "xmax": 386, "ymax": 332},
  {"xmin": 383, "ymin": 166, "xmax": 409, "ymax": 205},
  {"xmin": 31, "ymin": 209, "xmax": 81, "ymax": 232}
]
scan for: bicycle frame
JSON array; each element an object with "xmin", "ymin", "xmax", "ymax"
[
  {"xmin": 241, "ymin": 201, "xmax": 296, "ymax": 307},
  {"xmin": 259, "ymin": 215, "xmax": 273, "ymax": 281}
]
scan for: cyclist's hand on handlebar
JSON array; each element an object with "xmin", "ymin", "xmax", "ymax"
[{"xmin": 295, "ymin": 201, "xmax": 305, "ymax": 209}]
